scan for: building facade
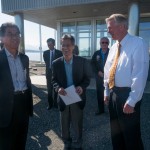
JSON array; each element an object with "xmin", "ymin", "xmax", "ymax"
[{"xmin": 1, "ymin": 0, "xmax": 150, "ymax": 57}]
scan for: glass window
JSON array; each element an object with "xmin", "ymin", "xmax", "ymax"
[
  {"xmin": 96, "ymin": 20, "xmax": 114, "ymax": 50},
  {"xmin": 140, "ymin": 22, "xmax": 150, "ymax": 30},
  {"xmin": 77, "ymin": 21, "xmax": 91, "ymax": 32},
  {"xmin": 61, "ymin": 21, "xmax": 92, "ymax": 57},
  {"xmin": 77, "ymin": 21, "xmax": 91, "ymax": 57},
  {"xmin": 62, "ymin": 22, "xmax": 75, "ymax": 33},
  {"xmin": 97, "ymin": 20, "xmax": 107, "ymax": 32},
  {"xmin": 140, "ymin": 22, "xmax": 150, "ymax": 53},
  {"xmin": 60, "ymin": 19, "xmax": 150, "ymax": 58},
  {"xmin": 78, "ymin": 37, "xmax": 91, "ymax": 57},
  {"xmin": 78, "ymin": 32, "xmax": 91, "ymax": 38}
]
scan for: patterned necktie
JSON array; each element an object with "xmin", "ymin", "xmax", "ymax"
[{"xmin": 108, "ymin": 42, "xmax": 121, "ymax": 89}]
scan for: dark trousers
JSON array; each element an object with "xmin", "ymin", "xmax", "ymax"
[
  {"xmin": 95, "ymin": 76, "xmax": 104, "ymax": 112},
  {"xmin": 60, "ymin": 103, "xmax": 83, "ymax": 149},
  {"xmin": 109, "ymin": 87, "xmax": 144, "ymax": 150},
  {"xmin": 46, "ymin": 75, "xmax": 58, "ymax": 108},
  {"xmin": 0, "ymin": 93, "xmax": 29, "ymax": 150}
]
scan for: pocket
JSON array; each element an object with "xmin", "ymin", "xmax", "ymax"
[{"xmin": 117, "ymin": 91, "xmax": 130, "ymax": 107}]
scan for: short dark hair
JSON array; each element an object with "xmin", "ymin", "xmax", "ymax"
[
  {"xmin": 47, "ymin": 38, "xmax": 55, "ymax": 45},
  {"xmin": 0, "ymin": 22, "xmax": 20, "ymax": 37},
  {"xmin": 61, "ymin": 34, "xmax": 75, "ymax": 45}
]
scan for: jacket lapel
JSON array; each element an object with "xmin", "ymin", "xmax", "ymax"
[
  {"xmin": 0, "ymin": 49, "xmax": 14, "ymax": 90},
  {"xmin": 72, "ymin": 55, "xmax": 77, "ymax": 85},
  {"xmin": 60, "ymin": 57, "xmax": 67, "ymax": 88},
  {"xmin": 19, "ymin": 53, "xmax": 28, "ymax": 82},
  {"xmin": 19, "ymin": 53, "xmax": 25, "ymax": 69},
  {"xmin": 54, "ymin": 49, "xmax": 58, "ymax": 59},
  {"xmin": 47, "ymin": 50, "xmax": 50, "ymax": 68},
  {"xmin": 54, "ymin": 49, "xmax": 61, "ymax": 59}
]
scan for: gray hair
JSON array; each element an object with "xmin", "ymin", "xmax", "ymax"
[
  {"xmin": 100, "ymin": 37, "xmax": 109, "ymax": 44},
  {"xmin": 105, "ymin": 14, "xmax": 128, "ymax": 29}
]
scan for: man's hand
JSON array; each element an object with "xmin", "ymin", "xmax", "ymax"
[
  {"xmin": 123, "ymin": 103, "xmax": 135, "ymax": 114},
  {"xmin": 104, "ymin": 96, "xmax": 109, "ymax": 105},
  {"xmin": 76, "ymin": 86, "xmax": 83, "ymax": 95},
  {"xmin": 58, "ymin": 87, "xmax": 67, "ymax": 96}
]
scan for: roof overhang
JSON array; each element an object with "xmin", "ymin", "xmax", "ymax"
[{"xmin": 1, "ymin": 0, "xmax": 150, "ymax": 29}]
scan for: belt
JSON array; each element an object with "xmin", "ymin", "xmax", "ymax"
[
  {"xmin": 112, "ymin": 86, "xmax": 131, "ymax": 91},
  {"xmin": 14, "ymin": 89, "xmax": 28, "ymax": 95}
]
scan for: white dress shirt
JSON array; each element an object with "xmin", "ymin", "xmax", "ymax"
[
  {"xmin": 5, "ymin": 49, "xmax": 28, "ymax": 92},
  {"xmin": 49, "ymin": 49, "xmax": 55, "ymax": 68},
  {"xmin": 104, "ymin": 33, "xmax": 149, "ymax": 107}
]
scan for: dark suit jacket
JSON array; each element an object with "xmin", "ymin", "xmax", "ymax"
[
  {"xmin": 91, "ymin": 48, "xmax": 109, "ymax": 74},
  {"xmin": 52, "ymin": 55, "xmax": 91, "ymax": 111},
  {"xmin": 0, "ymin": 49, "xmax": 33, "ymax": 128},
  {"xmin": 43, "ymin": 49, "xmax": 62, "ymax": 79}
]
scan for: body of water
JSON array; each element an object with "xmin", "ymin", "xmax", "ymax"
[{"xmin": 26, "ymin": 51, "xmax": 44, "ymax": 62}]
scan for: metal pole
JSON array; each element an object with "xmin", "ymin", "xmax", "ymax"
[{"xmin": 39, "ymin": 24, "xmax": 42, "ymax": 63}]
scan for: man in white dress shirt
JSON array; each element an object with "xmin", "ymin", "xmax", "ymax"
[{"xmin": 104, "ymin": 14, "xmax": 149, "ymax": 150}]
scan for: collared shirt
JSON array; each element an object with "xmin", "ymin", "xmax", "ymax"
[
  {"xmin": 5, "ymin": 49, "xmax": 27, "ymax": 92},
  {"xmin": 104, "ymin": 33, "xmax": 149, "ymax": 107},
  {"xmin": 100, "ymin": 48, "xmax": 108, "ymax": 67},
  {"xmin": 64, "ymin": 58, "xmax": 73, "ymax": 87},
  {"xmin": 49, "ymin": 49, "xmax": 55, "ymax": 68}
]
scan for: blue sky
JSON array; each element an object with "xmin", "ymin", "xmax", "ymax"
[{"xmin": 0, "ymin": 1, "xmax": 55, "ymax": 51}]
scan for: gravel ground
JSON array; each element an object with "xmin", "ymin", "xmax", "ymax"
[{"xmin": 26, "ymin": 61, "xmax": 150, "ymax": 150}]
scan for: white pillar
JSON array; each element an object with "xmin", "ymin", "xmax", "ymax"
[
  {"xmin": 128, "ymin": 2, "xmax": 140, "ymax": 36},
  {"xmin": 15, "ymin": 13, "xmax": 25, "ymax": 53}
]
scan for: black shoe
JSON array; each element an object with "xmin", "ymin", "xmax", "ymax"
[{"xmin": 95, "ymin": 111, "xmax": 104, "ymax": 116}]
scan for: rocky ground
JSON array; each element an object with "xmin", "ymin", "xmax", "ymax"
[{"xmin": 26, "ymin": 61, "xmax": 150, "ymax": 150}]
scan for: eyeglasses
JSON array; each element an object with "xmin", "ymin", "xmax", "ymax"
[
  {"xmin": 5, "ymin": 33, "xmax": 21, "ymax": 38},
  {"xmin": 101, "ymin": 42, "xmax": 108, "ymax": 44}
]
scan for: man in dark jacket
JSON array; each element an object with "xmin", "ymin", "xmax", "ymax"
[
  {"xmin": 52, "ymin": 34, "xmax": 91, "ymax": 150},
  {"xmin": 0, "ymin": 22, "xmax": 33, "ymax": 150},
  {"xmin": 43, "ymin": 38, "xmax": 62, "ymax": 110},
  {"xmin": 91, "ymin": 37, "xmax": 109, "ymax": 115}
]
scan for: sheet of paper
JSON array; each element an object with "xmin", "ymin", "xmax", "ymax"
[{"xmin": 59, "ymin": 85, "xmax": 82, "ymax": 105}]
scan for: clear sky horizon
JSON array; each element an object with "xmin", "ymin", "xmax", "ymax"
[{"xmin": 0, "ymin": 0, "xmax": 55, "ymax": 51}]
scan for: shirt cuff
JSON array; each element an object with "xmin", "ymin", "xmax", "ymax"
[
  {"xmin": 104, "ymin": 87, "xmax": 110, "ymax": 97},
  {"xmin": 126, "ymin": 97, "xmax": 138, "ymax": 107}
]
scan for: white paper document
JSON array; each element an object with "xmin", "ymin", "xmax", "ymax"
[{"xmin": 59, "ymin": 85, "xmax": 82, "ymax": 105}]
